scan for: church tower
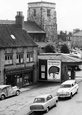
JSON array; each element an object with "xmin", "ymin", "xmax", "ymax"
[{"xmin": 27, "ymin": 1, "xmax": 57, "ymax": 42}]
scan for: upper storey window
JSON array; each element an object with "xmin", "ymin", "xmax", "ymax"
[
  {"xmin": 47, "ymin": 9, "xmax": 51, "ymax": 16},
  {"xmin": 5, "ymin": 54, "xmax": 13, "ymax": 65},
  {"xmin": 33, "ymin": 9, "xmax": 36, "ymax": 16}
]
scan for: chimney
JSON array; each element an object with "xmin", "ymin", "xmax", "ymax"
[{"xmin": 15, "ymin": 11, "xmax": 24, "ymax": 28}]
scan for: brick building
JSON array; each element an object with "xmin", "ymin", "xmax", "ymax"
[
  {"xmin": 27, "ymin": 1, "xmax": 57, "ymax": 42},
  {"xmin": 0, "ymin": 12, "xmax": 38, "ymax": 88}
]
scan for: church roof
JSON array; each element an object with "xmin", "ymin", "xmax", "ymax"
[{"xmin": 0, "ymin": 20, "xmax": 45, "ymax": 34}]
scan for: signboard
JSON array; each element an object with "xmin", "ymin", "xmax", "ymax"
[{"xmin": 47, "ymin": 60, "xmax": 61, "ymax": 81}]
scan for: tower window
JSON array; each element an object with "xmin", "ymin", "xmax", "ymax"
[
  {"xmin": 34, "ymin": 9, "xmax": 36, "ymax": 16},
  {"xmin": 47, "ymin": 9, "xmax": 51, "ymax": 16}
]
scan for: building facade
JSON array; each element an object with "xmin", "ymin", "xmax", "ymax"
[
  {"xmin": 0, "ymin": 12, "xmax": 38, "ymax": 88},
  {"xmin": 70, "ymin": 31, "xmax": 82, "ymax": 48},
  {"xmin": 27, "ymin": 1, "xmax": 57, "ymax": 42}
]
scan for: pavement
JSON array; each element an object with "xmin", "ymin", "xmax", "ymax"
[{"xmin": 20, "ymin": 77, "xmax": 82, "ymax": 93}]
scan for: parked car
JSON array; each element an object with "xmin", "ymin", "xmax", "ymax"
[
  {"xmin": 30, "ymin": 94, "xmax": 58, "ymax": 113},
  {"xmin": 56, "ymin": 80, "xmax": 79, "ymax": 99},
  {"xmin": 0, "ymin": 85, "xmax": 20, "ymax": 100}
]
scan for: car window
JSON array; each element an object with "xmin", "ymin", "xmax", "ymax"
[
  {"xmin": 34, "ymin": 98, "xmax": 45, "ymax": 103},
  {"xmin": 2, "ymin": 88, "xmax": 7, "ymax": 93},
  {"xmin": 47, "ymin": 95, "xmax": 53, "ymax": 101},
  {"xmin": 61, "ymin": 84, "xmax": 72, "ymax": 88}
]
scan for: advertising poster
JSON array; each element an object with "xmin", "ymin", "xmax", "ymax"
[{"xmin": 47, "ymin": 60, "xmax": 61, "ymax": 81}]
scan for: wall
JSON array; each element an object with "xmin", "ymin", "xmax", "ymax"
[
  {"xmin": 27, "ymin": 2, "xmax": 57, "ymax": 42},
  {"xmin": 0, "ymin": 47, "xmax": 38, "ymax": 85}
]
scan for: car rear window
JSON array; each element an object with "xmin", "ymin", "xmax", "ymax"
[
  {"xmin": 34, "ymin": 98, "xmax": 45, "ymax": 103},
  {"xmin": 61, "ymin": 84, "xmax": 72, "ymax": 88}
]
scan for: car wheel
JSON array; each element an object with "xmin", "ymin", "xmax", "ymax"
[
  {"xmin": 54, "ymin": 100, "xmax": 58, "ymax": 107},
  {"xmin": 46, "ymin": 107, "xmax": 49, "ymax": 113},
  {"xmin": 69, "ymin": 93, "xmax": 72, "ymax": 99},
  {"xmin": 16, "ymin": 90, "xmax": 20, "ymax": 96},
  {"xmin": 1, "ymin": 94, "xmax": 5, "ymax": 100},
  {"xmin": 55, "ymin": 100, "xmax": 58, "ymax": 107},
  {"xmin": 76, "ymin": 89, "xmax": 78, "ymax": 94}
]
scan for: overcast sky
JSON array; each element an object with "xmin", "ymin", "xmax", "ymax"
[{"xmin": 0, "ymin": 0, "xmax": 82, "ymax": 32}]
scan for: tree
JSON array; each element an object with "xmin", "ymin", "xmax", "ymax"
[
  {"xmin": 60, "ymin": 44, "xmax": 70, "ymax": 53},
  {"xmin": 44, "ymin": 44, "xmax": 55, "ymax": 53}
]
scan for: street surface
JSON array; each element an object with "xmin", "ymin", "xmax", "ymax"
[
  {"xmin": 32, "ymin": 82, "xmax": 82, "ymax": 115},
  {"xmin": 0, "ymin": 70, "xmax": 82, "ymax": 115},
  {"xmin": 0, "ymin": 82, "xmax": 60, "ymax": 115}
]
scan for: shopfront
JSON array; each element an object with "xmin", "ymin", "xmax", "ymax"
[
  {"xmin": 4, "ymin": 67, "xmax": 33, "ymax": 88},
  {"xmin": 38, "ymin": 53, "xmax": 82, "ymax": 82}
]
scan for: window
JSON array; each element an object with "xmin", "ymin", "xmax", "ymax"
[
  {"xmin": 47, "ymin": 95, "xmax": 52, "ymax": 101},
  {"xmin": 26, "ymin": 52, "xmax": 33, "ymax": 62},
  {"xmin": 47, "ymin": 9, "xmax": 51, "ymax": 16},
  {"xmin": 34, "ymin": 9, "xmax": 36, "ymax": 16},
  {"xmin": 16, "ymin": 53, "xmax": 23, "ymax": 63},
  {"xmin": 5, "ymin": 54, "xmax": 13, "ymax": 65}
]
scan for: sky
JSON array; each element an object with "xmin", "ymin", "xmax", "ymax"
[{"xmin": 0, "ymin": 0, "xmax": 82, "ymax": 32}]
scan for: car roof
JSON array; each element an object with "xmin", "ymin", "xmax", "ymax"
[
  {"xmin": 0, "ymin": 85, "xmax": 10, "ymax": 89},
  {"xmin": 62, "ymin": 80, "xmax": 76, "ymax": 85},
  {"xmin": 35, "ymin": 94, "xmax": 51, "ymax": 98}
]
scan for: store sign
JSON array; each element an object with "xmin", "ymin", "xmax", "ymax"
[{"xmin": 47, "ymin": 60, "xmax": 61, "ymax": 81}]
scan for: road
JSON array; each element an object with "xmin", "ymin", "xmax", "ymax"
[
  {"xmin": 30, "ymin": 81, "xmax": 82, "ymax": 115},
  {"xmin": 0, "ymin": 71, "xmax": 82, "ymax": 115},
  {"xmin": 0, "ymin": 83, "xmax": 60, "ymax": 115}
]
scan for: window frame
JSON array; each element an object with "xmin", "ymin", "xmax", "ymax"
[
  {"xmin": 47, "ymin": 9, "xmax": 51, "ymax": 17},
  {"xmin": 16, "ymin": 53, "xmax": 24, "ymax": 64},
  {"xmin": 5, "ymin": 54, "xmax": 13, "ymax": 65},
  {"xmin": 33, "ymin": 9, "xmax": 36, "ymax": 17},
  {"xmin": 26, "ymin": 52, "xmax": 34, "ymax": 63}
]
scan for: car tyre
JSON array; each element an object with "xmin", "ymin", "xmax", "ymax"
[
  {"xmin": 76, "ymin": 89, "xmax": 78, "ymax": 94},
  {"xmin": 1, "ymin": 94, "xmax": 5, "ymax": 100},
  {"xmin": 46, "ymin": 107, "xmax": 49, "ymax": 113},
  {"xmin": 69, "ymin": 93, "xmax": 72, "ymax": 99},
  {"xmin": 16, "ymin": 90, "xmax": 20, "ymax": 96}
]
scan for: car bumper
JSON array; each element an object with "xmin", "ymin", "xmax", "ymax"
[{"xmin": 57, "ymin": 93, "xmax": 70, "ymax": 98}]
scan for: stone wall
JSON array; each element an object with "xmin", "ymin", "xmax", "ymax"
[
  {"xmin": 27, "ymin": 2, "xmax": 57, "ymax": 42},
  {"xmin": 0, "ymin": 47, "xmax": 38, "ymax": 85}
]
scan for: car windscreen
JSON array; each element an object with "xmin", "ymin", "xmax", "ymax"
[
  {"xmin": 60, "ymin": 84, "xmax": 72, "ymax": 88},
  {"xmin": 34, "ymin": 98, "xmax": 45, "ymax": 103}
]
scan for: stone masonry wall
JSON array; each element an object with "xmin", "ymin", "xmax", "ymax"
[
  {"xmin": 27, "ymin": 2, "xmax": 57, "ymax": 42},
  {"xmin": 0, "ymin": 47, "xmax": 38, "ymax": 85}
]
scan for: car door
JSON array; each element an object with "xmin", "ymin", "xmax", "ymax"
[
  {"xmin": 7, "ymin": 86, "xmax": 14, "ymax": 96},
  {"xmin": 71, "ymin": 83, "xmax": 76, "ymax": 95},
  {"xmin": 47, "ymin": 95, "xmax": 54, "ymax": 108},
  {"xmin": 73, "ymin": 81, "xmax": 78, "ymax": 93}
]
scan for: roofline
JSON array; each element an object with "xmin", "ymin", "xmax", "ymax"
[
  {"xmin": 27, "ymin": 31, "xmax": 46, "ymax": 33},
  {"xmin": 0, "ymin": 45, "xmax": 38, "ymax": 49},
  {"xmin": 28, "ymin": 1, "xmax": 55, "ymax": 5}
]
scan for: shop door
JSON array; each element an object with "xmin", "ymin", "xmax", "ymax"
[{"xmin": 17, "ymin": 74, "xmax": 23, "ymax": 88}]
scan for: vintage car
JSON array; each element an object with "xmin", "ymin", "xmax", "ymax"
[
  {"xmin": 0, "ymin": 85, "xmax": 20, "ymax": 100},
  {"xmin": 56, "ymin": 80, "xmax": 79, "ymax": 99},
  {"xmin": 30, "ymin": 94, "xmax": 58, "ymax": 113}
]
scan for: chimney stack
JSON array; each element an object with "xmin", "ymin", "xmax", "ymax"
[{"xmin": 15, "ymin": 11, "xmax": 24, "ymax": 28}]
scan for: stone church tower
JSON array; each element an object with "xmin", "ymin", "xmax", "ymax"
[{"xmin": 27, "ymin": 1, "xmax": 57, "ymax": 42}]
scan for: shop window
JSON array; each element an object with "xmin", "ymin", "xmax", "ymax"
[
  {"xmin": 5, "ymin": 54, "xmax": 13, "ymax": 65},
  {"xmin": 41, "ymin": 65, "xmax": 45, "ymax": 71},
  {"xmin": 16, "ymin": 53, "xmax": 23, "ymax": 64},
  {"xmin": 47, "ymin": 9, "xmax": 51, "ymax": 17},
  {"xmin": 23, "ymin": 73, "xmax": 32, "ymax": 86},
  {"xmin": 26, "ymin": 52, "xmax": 33, "ymax": 62}
]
